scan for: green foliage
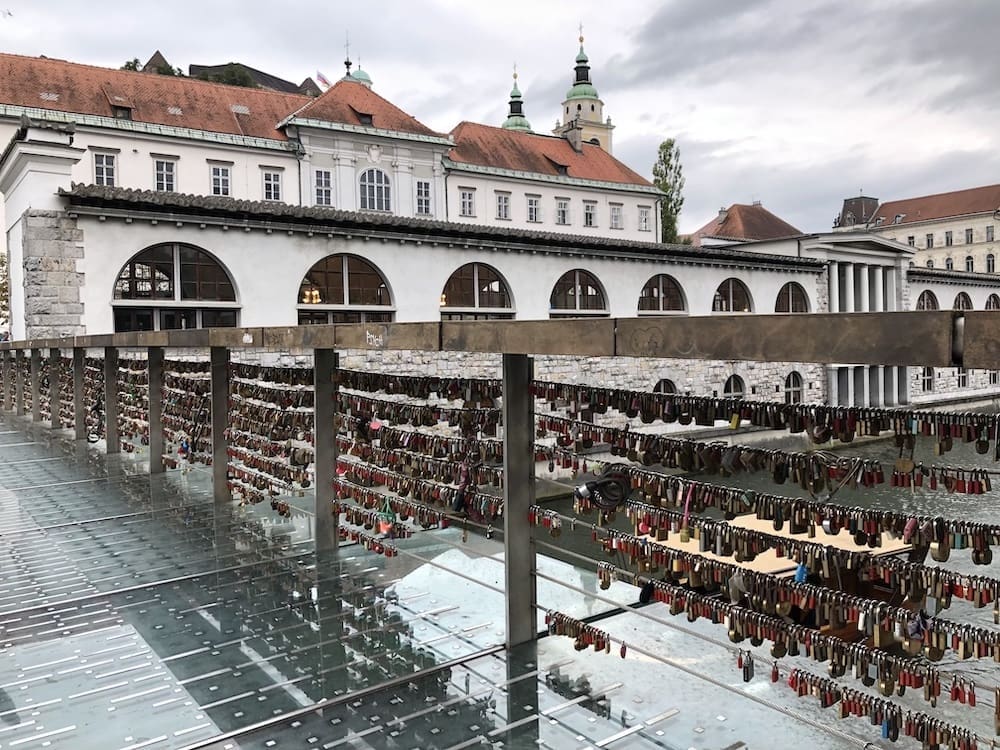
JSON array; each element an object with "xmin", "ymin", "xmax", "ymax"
[
  {"xmin": 197, "ymin": 64, "xmax": 258, "ymax": 88},
  {"xmin": 153, "ymin": 65, "xmax": 185, "ymax": 77},
  {"xmin": 120, "ymin": 58, "xmax": 142, "ymax": 72},
  {"xmin": 652, "ymin": 138, "xmax": 685, "ymax": 244}
]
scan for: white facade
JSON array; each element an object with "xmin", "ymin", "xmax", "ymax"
[
  {"xmin": 444, "ymin": 168, "xmax": 658, "ymax": 241},
  {"xmin": 877, "ymin": 214, "xmax": 999, "ymax": 274}
]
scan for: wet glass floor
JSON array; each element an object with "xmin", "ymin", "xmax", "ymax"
[{"xmin": 0, "ymin": 414, "xmax": 897, "ymax": 750}]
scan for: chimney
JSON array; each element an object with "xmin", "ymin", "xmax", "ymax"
[
  {"xmin": 564, "ymin": 118, "xmax": 584, "ymax": 153},
  {"xmin": 717, "ymin": 206, "xmax": 728, "ymax": 221}
]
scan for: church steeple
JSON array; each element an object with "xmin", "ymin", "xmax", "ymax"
[
  {"xmin": 553, "ymin": 28, "xmax": 614, "ymax": 153},
  {"xmin": 501, "ymin": 66, "xmax": 532, "ymax": 132}
]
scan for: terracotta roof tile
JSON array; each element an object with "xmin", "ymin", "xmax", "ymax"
[
  {"xmin": 0, "ymin": 52, "xmax": 308, "ymax": 140},
  {"xmin": 691, "ymin": 203, "xmax": 801, "ymax": 246},
  {"xmin": 291, "ymin": 79, "xmax": 442, "ymax": 137},
  {"xmin": 447, "ymin": 122, "xmax": 654, "ymax": 187},
  {"xmin": 872, "ymin": 184, "xmax": 1000, "ymax": 227}
]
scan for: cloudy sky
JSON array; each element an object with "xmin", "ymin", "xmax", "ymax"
[{"xmin": 2, "ymin": 0, "xmax": 998, "ymax": 234}]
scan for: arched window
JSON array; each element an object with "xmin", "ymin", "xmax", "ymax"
[
  {"xmin": 638, "ymin": 274, "xmax": 686, "ymax": 313},
  {"xmin": 723, "ymin": 374, "xmax": 745, "ymax": 398},
  {"xmin": 112, "ymin": 243, "xmax": 238, "ymax": 332},
  {"xmin": 549, "ymin": 269, "xmax": 608, "ymax": 317},
  {"xmin": 359, "ymin": 168, "xmax": 391, "ymax": 212},
  {"xmin": 653, "ymin": 378, "xmax": 678, "ymax": 395},
  {"xmin": 297, "ymin": 254, "xmax": 393, "ymax": 325},
  {"xmin": 440, "ymin": 263, "xmax": 514, "ymax": 320},
  {"xmin": 921, "ymin": 367, "xmax": 934, "ymax": 392},
  {"xmin": 988, "ymin": 254, "xmax": 996, "ymax": 273},
  {"xmin": 965, "ymin": 256, "xmax": 975, "ymax": 272},
  {"xmin": 784, "ymin": 371, "xmax": 804, "ymax": 404},
  {"xmin": 915, "ymin": 290, "xmax": 938, "ymax": 310},
  {"xmin": 713, "ymin": 278, "xmax": 753, "ymax": 313},
  {"xmin": 987, "ymin": 294, "xmax": 1000, "ymax": 310},
  {"xmin": 953, "ymin": 292, "xmax": 973, "ymax": 311},
  {"xmin": 945, "ymin": 257, "xmax": 954, "ymax": 271},
  {"xmin": 774, "ymin": 282, "xmax": 809, "ymax": 313},
  {"xmin": 926, "ymin": 259, "xmax": 934, "ymax": 268}
]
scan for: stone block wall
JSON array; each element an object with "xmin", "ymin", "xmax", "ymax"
[{"xmin": 21, "ymin": 210, "xmax": 85, "ymax": 338}]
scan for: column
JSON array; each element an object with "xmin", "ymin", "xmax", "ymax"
[
  {"xmin": 826, "ymin": 366, "xmax": 840, "ymax": 406},
  {"xmin": 1, "ymin": 352, "xmax": 11, "ymax": 411},
  {"xmin": 846, "ymin": 365, "xmax": 855, "ymax": 407},
  {"xmin": 147, "ymin": 347, "xmax": 164, "ymax": 474},
  {"xmin": 502, "ymin": 353, "xmax": 536, "ymax": 648},
  {"xmin": 858, "ymin": 366, "xmax": 869, "ymax": 407},
  {"xmin": 210, "ymin": 347, "xmax": 230, "ymax": 507},
  {"xmin": 14, "ymin": 350, "xmax": 25, "ymax": 416},
  {"xmin": 29, "ymin": 349, "xmax": 40, "ymax": 421},
  {"xmin": 873, "ymin": 266, "xmax": 885, "ymax": 312},
  {"xmin": 858, "ymin": 265, "xmax": 870, "ymax": 313},
  {"xmin": 897, "ymin": 366, "xmax": 910, "ymax": 405},
  {"xmin": 828, "ymin": 261, "xmax": 840, "ymax": 313},
  {"xmin": 72, "ymin": 348, "xmax": 86, "ymax": 440},
  {"xmin": 886, "ymin": 367, "xmax": 899, "ymax": 408},
  {"xmin": 104, "ymin": 347, "xmax": 120, "ymax": 453},
  {"xmin": 873, "ymin": 366, "xmax": 884, "ymax": 407},
  {"xmin": 313, "ymin": 349, "xmax": 338, "ymax": 554},
  {"xmin": 885, "ymin": 266, "xmax": 898, "ymax": 311},
  {"xmin": 842, "ymin": 263, "xmax": 855, "ymax": 312}
]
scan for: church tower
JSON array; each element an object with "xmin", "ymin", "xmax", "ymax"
[
  {"xmin": 501, "ymin": 68, "xmax": 532, "ymax": 132},
  {"xmin": 553, "ymin": 31, "xmax": 614, "ymax": 153}
]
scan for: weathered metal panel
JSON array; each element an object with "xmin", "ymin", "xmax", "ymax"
[
  {"xmin": 335, "ymin": 322, "xmax": 439, "ymax": 351},
  {"xmin": 441, "ymin": 319, "xmax": 615, "ymax": 356},
  {"xmin": 959, "ymin": 311, "xmax": 1000, "ymax": 369},
  {"xmin": 615, "ymin": 312, "xmax": 956, "ymax": 366}
]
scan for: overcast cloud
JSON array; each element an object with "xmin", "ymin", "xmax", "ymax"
[{"xmin": 2, "ymin": 0, "xmax": 999, "ymax": 234}]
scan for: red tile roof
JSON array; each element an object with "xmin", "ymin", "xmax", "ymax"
[
  {"xmin": 872, "ymin": 184, "xmax": 1000, "ymax": 227},
  {"xmin": 691, "ymin": 203, "xmax": 801, "ymax": 245},
  {"xmin": 290, "ymin": 79, "xmax": 442, "ymax": 137},
  {"xmin": 0, "ymin": 52, "xmax": 309, "ymax": 140},
  {"xmin": 447, "ymin": 122, "xmax": 654, "ymax": 187}
]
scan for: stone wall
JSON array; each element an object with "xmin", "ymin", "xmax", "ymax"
[{"xmin": 21, "ymin": 210, "xmax": 85, "ymax": 338}]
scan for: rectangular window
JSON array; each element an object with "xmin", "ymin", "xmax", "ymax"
[
  {"xmin": 154, "ymin": 159, "xmax": 175, "ymax": 192},
  {"xmin": 94, "ymin": 153, "xmax": 116, "ymax": 187},
  {"xmin": 991, "ymin": 370, "xmax": 999, "ymax": 386},
  {"xmin": 315, "ymin": 169, "xmax": 332, "ymax": 206},
  {"xmin": 415, "ymin": 180, "xmax": 432, "ymax": 215},
  {"xmin": 966, "ymin": 228, "xmax": 974, "ymax": 244},
  {"xmin": 906, "ymin": 235, "xmax": 915, "ymax": 247},
  {"xmin": 989, "ymin": 226, "xmax": 995, "ymax": 242},
  {"xmin": 556, "ymin": 199, "xmax": 569, "ymax": 225},
  {"xmin": 957, "ymin": 366, "xmax": 968, "ymax": 388},
  {"xmin": 945, "ymin": 231, "xmax": 953, "ymax": 246},
  {"xmin": 639, "ymin": 206, "xmax": 651, "ymax": 232},
  {"xmin": 610, "ymin": 203, "xmax": 623, "ymax": 230},
  {"xmin": 926, "ymin": 233, "xmax": 934, "ymax": 249},
  {"xmin": 262, "ymin": 170, "xmax": 282, "ymax": 201},
  {"xmin": 584, "ymin": 202, "xmax": 597, "ymax": 227},
  {"xmin": 495, "ymin": 192, "xmax": 510, "ymax": 220},
  {"xmin": 460, "ymin": 189, "xmax": 476, "ymax": 217},
  {"xmin": 210, "ymin": 164, "xmax": 231, "ymax": 197},
  {"xmin": 527, "ymin": 195, "xmax": 540, "ymax": 223}
]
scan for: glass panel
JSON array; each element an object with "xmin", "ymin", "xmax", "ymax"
[
  {"xmin": 576, "ymin": 271, "xmax": 605, "ymax": 310},
  {"xmin": 476, "ymin": 264, "xmax": 511, "ymax": 309},
  {"xmin": 346, "ymin": 256, "xmax": 390, "ymax": 306},
  {"xmin": 113, "ymin": 307, "xmax": 154, "ymax": 332},
  {"xmin": 776, "ymin": 282, "xmax": 808, "ymax": 313},
  {"xmin": 179, "ymin": 247, "xmax": 236, "ymax": 302},
  {"xmin": 201, "ymin": 309, "xmax": 238, "ymax": 328},
  {"xmin": 550, "ymin": 271, "xmax": 577, "ymax": 310},
  {"xmin": 442, "ymin": 263, "xmax": 477, "ymax": 308},
  {"xmin": 301, "ymin": 255, "xmax": 344, "ymax": 305},
  {"xmin": 159, "ymin": 308, "xmax": 198, "ymax": 330}
]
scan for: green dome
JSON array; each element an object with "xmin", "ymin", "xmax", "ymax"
[
  {"xmin": 565, "ymin": 82, "xmax": 599, "ymax": 100},
  {"xmin": 351, "ymin": 66, "xmax": 373, "ymax": 85},
  {"xmin": 502, "ymin": 114, "xmax": 532, "ymax": 132}
]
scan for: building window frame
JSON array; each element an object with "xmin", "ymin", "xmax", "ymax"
[
  {"xmin": 916, "ymin": 290, "xmax": 939, "ymax": 310},
  {"xmin": 495, "ymin": 191, "xmax": 511, "ymax": 221},
  {"xmin": 209, "ymin": 162, "xmax": 232, "ymax": 197},
  {"xmin": 723, "ymin": 374, "xmax": 745, "ymax": 398},
  {"xmin": 966, "ymin": 228, "xmax": 974, "ymax": 244},
  {"xmin": 555, "ymin": 198, "xmax": 570, "ymax": 226},
  {"xmin": 415, "ymin": 180, "xmax": 432, "ymax": 216},
  {"xmin": 459, "ymin": 188, "xmax": 476, "ymax": 217},
  {"xmin": 359, "ymin": 168, "xmax": 391, "ymax": 212},
  {"xmin": 957, "ymin": 366, "xmax": 968, "ymax": 388},
  {"xmin": 610, "ymin": 203, "xmax": 624, "ymax": 230},
  {"xmin": 906, "ymin": 235, "xmax": 915, "ymax": 247},
  {"xmin": 926, "ymin": 233, "xmax": 934, "ymax": 249},
  {"xmin": 713, "ymin": 278, "xmax": 753, "ymax": 313},
  {"xmin": 153, "ymin": 157, "xmax": 176, "ymax": 192},
  {"xmin": 549, "ymin": 269, "xmax": 608, "ymax": 317},
  {"xmin": 262, "ymin": 168, "xmax": 283, "ymax": 202},
  {"xmin": 965, "ymin": 255, "xmax": 974, "ymax": 273},
  {"xmin": 784, "ymin": 371, "xmax": 804, "ymax": 404},
  {"xmin": 945, "ymin": 257, "xmax": 954, "ymax": 271},
  {"xmin": 921, "ymin": 366, "xmax": 934, "ymax": 392},
  {"xmin": 527, "ymin": 195, "xmax": 541, "ymax": 223},
  {"xmin": 775, "ymin": 281, "xmax": 809, "ymax": 313},
  {"xmin": 639, "ymin": 206, "xmax": 651, "ymax": 232},
  {"xmin": 583, "ymin": 201, "xmax": 597, "ymax": 227},
  {"xmin": 314, "ymin": 169, "xmax": 333, "ymax": 206},
  {"xmin": 988, "ymin": 254, "xmax": 996, "ymax": 273},
  {"xmin": 945, "ymin": 230, "xmax": 953, "ymax": 247},
  {"xmin": 94, "ymin": 152, "xmax": 117, "ymax": 187},
  {"xmin": 988, "ymin": 226, "xmax": 995, "ymax": 243},
  {"xmin": 990, "ymin": 370, "xmax": 999, "ymax": 386}
]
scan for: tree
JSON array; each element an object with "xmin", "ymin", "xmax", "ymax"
[
  {"xmin": 120, "ymin": 58, "xmax": 142, "ymax": 72},
  {"xmin": 197, "ymin": 64, "xmax": 257, "ymax": 88},
  {"xmin": 652, "ymin": 138, "xmax": 685, "ymax": 244}
]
